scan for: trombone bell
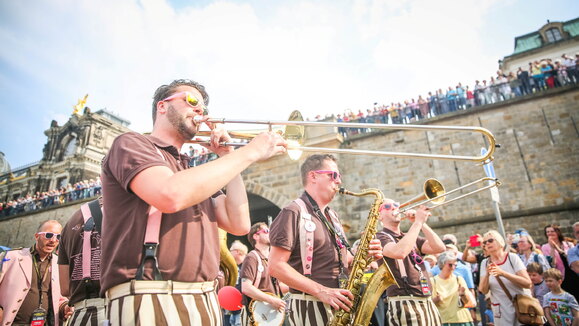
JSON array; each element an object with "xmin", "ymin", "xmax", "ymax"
[{"xmin": 400, "ymin": 178, "xmax": 446, "ymax": 210}]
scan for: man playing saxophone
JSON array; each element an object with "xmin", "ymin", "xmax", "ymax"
[
  {"xmin": 269, "ymin": 154, "xmax": 382, "ymax": 326},
  {"xmin": 376, "ymin": 198, "xmax": 446, "ymax": 326}
]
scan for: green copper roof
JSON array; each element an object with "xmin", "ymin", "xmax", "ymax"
[
  {"xmin": 563, "ymin": 19, "xmax": 579, "ymax": 37},
  {"xmin": 514, "ymin": 33, "xmax": 542, "ymax": 54},
  {"xmin": 512, "ymin": 17, "xmax": 579, "ymax": 55}
]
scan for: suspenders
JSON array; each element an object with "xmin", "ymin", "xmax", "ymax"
[
  {"xmin": 79, "ymin": 199, "xmax": 103, "ymax": 298},
  {"xmin": 295, "ymin": 198, "xmax": 315, "ymax": 277},
  {"xmin": 250, "ymin": 250, "xmax": 263, "ymax": 288},
  {"xmin": 135, "ymin": 147, "xmax": 166, "ymax": 281}
]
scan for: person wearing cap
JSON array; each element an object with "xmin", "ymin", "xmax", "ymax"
[
  {"xmin": 0, "ymin": 220, "xmax": 72, "ymax": 326},
  {"xmin": 225, "ymin": 240, "xmax": 248, "ymax": 326}
]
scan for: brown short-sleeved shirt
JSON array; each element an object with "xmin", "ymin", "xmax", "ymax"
[
  {"xmin": 58, "ymin": 206, "xmax": 101, "ymax": 304},
  {"xmin": 14, "ymin": 248, "xmax": 52, "ymax": 323},
  {"xmin": 269, "ymin": 192, "xmax": 342, "ymax": 292},
  {"xmin": 100, "ymin": 132, "xmax": 222, "ymax": 295},
  {"xmin": 239, "ymin": 250, "xmax": 276, "ymax": 305},
  {"xmin": 376, "ymin": 228, "xmax": 431, "ymax": 297}
]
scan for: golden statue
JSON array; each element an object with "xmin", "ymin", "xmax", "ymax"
[{"xmin": 73, "ymin": 94, "xmax": 89, "ymax": 115}]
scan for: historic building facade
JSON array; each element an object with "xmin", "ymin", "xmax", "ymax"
[
  {"xmin": 0, "ymin": 107, "xmax": 130, "ymax": 201},
  {"xmin": 500, "ymin": 17, "xmax": 579, "ymax": 74}
]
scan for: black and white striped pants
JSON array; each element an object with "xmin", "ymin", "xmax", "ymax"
[
  {"xmin": 67, "ymin": 298, "xmax": 107, "ymax": 326},
  {"xmin": 286, "ymin": 293, "xmax": 332, "ymax": 326},
  {"xmin": 105, "ymin": 280, "xmax": 222, "ymax": 326},
  {"xmin": 386, "ymin": 296, "xmax": 442, "ymax": 326}
]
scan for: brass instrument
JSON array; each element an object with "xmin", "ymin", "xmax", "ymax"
[
  {"xmin": 398, "ymin": 177, "xmax": 501, "ymax": 216},
  {"xmin": 219, "ymin": 228, "xmax": 238, "ymax": 287},
  {"xmin": 188, "ymin": 110, "xmax": 497, "ymax": 163},
  {"xmin": 329, "ymin": 188, "xmax": 398, "ymax": 326}
]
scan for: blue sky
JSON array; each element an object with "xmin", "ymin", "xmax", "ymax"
[{"xmin": 0, "ymin": 0, "xmax": 577, "ymax": 169}]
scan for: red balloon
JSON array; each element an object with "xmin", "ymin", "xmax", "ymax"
[{"xmin": 217, "ymin": 286, "xmax": 243, "ymax": 310}]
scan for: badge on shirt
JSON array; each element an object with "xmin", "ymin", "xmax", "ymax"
[
  {"xmin": 420, "ymin": 276, "xmax": 431, "ymax": 296},
  {"xmin": 304, "ymin": 220, "xmax": 316, "ymax": 232},
  {"xmin": 30, "ymin": 307, "xmax": 47, "ymax": 326},
  {"xmin": 258, "ymin": 265, "xmax": 265, "ymax": 272}
]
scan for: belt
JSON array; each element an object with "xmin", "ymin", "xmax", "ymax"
[
  {"xmin": 72, "ymin": 298, "xmax": 107, "ymax": 310},
  {"xmin": 289, "ymin": 293, "xmax": 322, "ymax": 302},
  {"xmin": 388, "ymin": 295, "xmax": 432, "ymax": 302},
  {"xmin": 106, "ymin": 280, "xmax": 217, "ymax": 300}
]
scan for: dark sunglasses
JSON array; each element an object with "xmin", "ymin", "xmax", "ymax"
[
  {"xmin": 313, "ymin": 170, "xmax": 341, "ymax": 181},
  {"xmin": 483, "ymin": 238, "xmax": 495, "ymax": 245},
  {"xmin": 380, "ymin": 202, "xmax": 400, "ymax": 211},
  {"xmin": 37, "ymin": 232, "xmax": 61, "ymax": 241},
  {"xmin": 255, "ymin": 228, "xmax": 269, "ymax": 235}
]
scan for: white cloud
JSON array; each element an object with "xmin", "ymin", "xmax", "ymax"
[{"xmin": 1, "ymin": 0, "xmax": 512, "ymax": 138}]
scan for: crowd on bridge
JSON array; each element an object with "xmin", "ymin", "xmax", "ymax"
[
  {"xmin": 0, "ymin": 178, "xmax": 101, "ymax": 217},
  {"xmin": 312, "ymin": 52, "xmax": 579, "ymax": 138}
]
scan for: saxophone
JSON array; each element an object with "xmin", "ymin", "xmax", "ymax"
[
  {"xmin": 330, "ymin": 188, "xmax": 398, "ymax": 326},
  {"xmin": 219, "ymin": 228, "xmax": 239, "ymax": 287}
]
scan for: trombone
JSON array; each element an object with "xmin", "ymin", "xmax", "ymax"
[
  {"xmin": 397, "ymin": 177, "xmax": 501, "ymax": 216},
  {"xmin": 188, "ymin": 110, "xmax": 497, "ymax": 163}
]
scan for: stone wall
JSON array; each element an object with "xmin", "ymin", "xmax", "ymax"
[
  {"xmin": 0, "ymin": 200, "xmax": 89, "ymax": 247},
  {"xmin": 1, "ymin": 86, "xmax": 578, "ymax": 248}
]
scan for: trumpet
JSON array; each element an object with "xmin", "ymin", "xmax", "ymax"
[
  {"xmin": 188, "ymin": 110, "xmax": 498, "ymax": 163},
  {"xmin": 397, "ymin": 177, "xmax": 500, "ymax": 217}
]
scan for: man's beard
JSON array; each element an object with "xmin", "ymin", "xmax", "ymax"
[{"xmin": 167, "ymin": 105, "xmax": 197, "ymax": 140}]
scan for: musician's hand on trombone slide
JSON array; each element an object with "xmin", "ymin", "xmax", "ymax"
[
  {"xmin": 244, "ymin": 132, "xmax": 288, "ymax": 162},
  {"xmin": 405, "ymin": 206, "xmax": 431, "ymax": 224}
]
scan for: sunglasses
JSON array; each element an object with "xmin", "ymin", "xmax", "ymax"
[
  {"xmin": 313, "ymin": 170, "xmax": 341, "ymax": 181},
  {"xmin": 380, "ymin": 202, "xmax": 400, "ymax": 211},
  {"xmin": 410, "ymin": 250, "xmax": 423, "ymax": 265},
  {"xmin": 37, "ymin": 232, "xmax": 61, "ymax": 241},
  {"xmin": 255, "ymin": 228, "xmax": 270, "ymax": 235},
  {"xmin": 483, "ymin": 238, "xmax": 495, "ymax": 245},
  {"xmin": 161, "ymin": 91, "xmax": 208, "ymax": 115}
]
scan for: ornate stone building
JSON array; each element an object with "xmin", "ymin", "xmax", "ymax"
[
  {"xmin": 500, "ymin": 17, "xmax": 579, "ymax": 74},
  {"xmin": 0, "ymin": 107, "xmax": 130, "ymax": 201}
]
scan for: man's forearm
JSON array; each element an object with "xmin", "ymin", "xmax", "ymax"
[
  {"xmin": 242, "ymin": 281, "xmax": 274, "ymax": 303},
  {"xmin": 421, "ymin": 223, "xmax": 445, "ymax": 253},
  {"xmin": 222, "ymin": 175, "xmax": 251, "ymax": 234}
]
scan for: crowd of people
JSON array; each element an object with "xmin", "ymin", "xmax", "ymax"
[
  {"xmin": 0, "ymin": 178, "xmax": 102, "ymax": 217},
  {"xmin": 1, "ymin": 78, "xmax": 578, "ymax": 326},
  {"xmin": 313, "ymin": 53, "xmax": 579, "ymax": 138}
]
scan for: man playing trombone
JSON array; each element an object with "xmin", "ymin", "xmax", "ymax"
[
  {"xmin": 376, "ymin": 199, "xmax": 446, "ymax": 326},
  {"xmin": 99, "ymin": 79, "xmax": 287, "ymax": 325}
]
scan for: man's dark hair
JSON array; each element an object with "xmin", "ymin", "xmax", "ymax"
[
  {"xmin": 152, "ymin": 79, "xmax": 209, "ymax": 124},
  {"xmin": 300, "ymin": 154, "xmax": 337, "ymax": 186},
  {"xmin": 248, "ymin": 222, "xmax": 267, "ymax": 247}
]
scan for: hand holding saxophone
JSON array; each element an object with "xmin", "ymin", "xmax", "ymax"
[
  {"xmin": 367, "ymin": 238, "xmax": 384, "ymax": 260},
  {"xmin": 314, "ymin": 287, "xmax": 354, "ymax": 311}
]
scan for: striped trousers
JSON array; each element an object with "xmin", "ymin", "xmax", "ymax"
[
  {"xmin": 386, "ymin": 296, "xmax": 442, "ymax": 326},
  {"xmin": 287, "ymin": 293, "xmax": 332, "ymax": 326},
  {"xmin": 105, "ymin": 280, "xmax": 222, "ymax": 326},
  {"xmin": 67, "ymin": 298, "xmax": 107, "ymax": 326}
]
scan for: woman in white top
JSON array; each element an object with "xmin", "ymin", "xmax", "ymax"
[
  {"xmin": 517, "ymin": 234, "xmax": 550, "ymax": 272},
  {"xmin": 479, "ymin": 230, "xmax": 532, "ymax": 326}
]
